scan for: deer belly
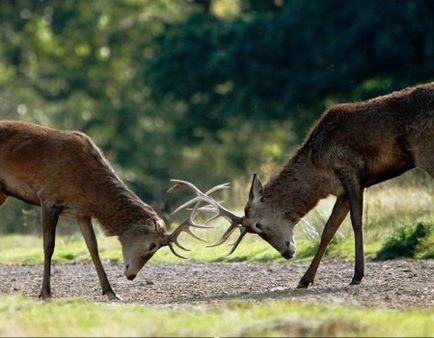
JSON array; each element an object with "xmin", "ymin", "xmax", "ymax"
[
  {"xmin": 365, "ymin": 150, "xmax": 414, "ymax": 185},
  {"xmin": 0, "ymin": 172, "xmax": 40, "ymax": 205}
]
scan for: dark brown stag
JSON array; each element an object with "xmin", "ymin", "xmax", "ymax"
[
  {"xmin": 173, "ymin": 82, "xmax": 434, "ymax": 288},
  {"xmin": 0, "ymin": 121, "xmax": 211, "ymax": 300}
]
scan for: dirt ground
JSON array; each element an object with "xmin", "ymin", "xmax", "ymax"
[{"xmin": 0, "ymin": 259, "xmax": 432, "ymax": 309}]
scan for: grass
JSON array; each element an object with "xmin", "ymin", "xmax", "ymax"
[
  {"xmin": 0, "ymin": 231, "xmax": 392, "ymax": 265},
  {"xmin": 0, "ymin": 217, "xmax": 431, "ymax": 267},
  {"xmin": 0, "ymin": 295, "xmax": 432, "ymax": 337}
]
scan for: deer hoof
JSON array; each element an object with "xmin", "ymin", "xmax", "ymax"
[
  {"xmin": 105, "ymin": 291, "xmax": 123, "ymax": 301},
  {"xmin": 297, "ymin": 278, "xmax": 313, "ymax": 289},
  {"xmin": 39, "ymin": 291, "xmax": 52, "ymax": 300},
  {"xmin": 349, "ymin": 276, "xmax": 364, "ymax": 285}
]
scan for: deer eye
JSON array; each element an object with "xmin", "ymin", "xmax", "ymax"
[
  {"xmin": 149, "ymin": 243, "xmax": 157, "ymax": 251},
  {"xmin": 256, "ymin": 223, "xmax": 263, "ymax": 230}
]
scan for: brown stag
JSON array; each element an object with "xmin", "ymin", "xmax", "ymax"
[
  {"xmin": 173, "ymin": 82, "xmax": 434, "ymax": 288},
  {"xmin": 0, "ymin": 120, "xmax": 213, "ymax": 300}
]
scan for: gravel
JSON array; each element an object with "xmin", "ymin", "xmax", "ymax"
[{"xmin": 0, "ymin": 259, "xmax": 432, "ymax": 309}]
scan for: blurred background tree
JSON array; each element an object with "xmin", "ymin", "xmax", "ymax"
[{"xmin": 0, "ymin": 0, "xmax": 433, "ymax": 232}]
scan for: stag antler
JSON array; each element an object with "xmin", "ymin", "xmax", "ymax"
[
  {"xmin": 168, "ymin": 179, "xmax": 247, "ymax": 256},
  {"xmin": 165, "ymin": 205, "xmax": 210, "ymax": 259},
  {"xmin": 166, "ymin": 180, "xmax": 233, "ymax": 258}
]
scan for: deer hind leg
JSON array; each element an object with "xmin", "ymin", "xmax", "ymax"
[
  {"xmin": 297, "ymin": 195, "xmax": 349, "ymax": 288},
  {"xmin": 77, "ymin": 216, "xmax": 121, "ymax": 301},
  {"xmin": 0, "ymin": 192, "xmax": 7, "ymax": 208},
  {"xmin": 39, "ymin": 203, "xmax": 61, "ymax": 300},
  {"xmin": 337, "ymin": 170, "xmax": 365, "ymax": 285}
]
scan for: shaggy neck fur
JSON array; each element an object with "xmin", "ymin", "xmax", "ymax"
[
  {"xmin": 92, "ymin": 179, "xmax": 157, "ymax": 236},
  {"xmin": 263, "ymin": 148, "xmax": 333, "ymax": 219},
  {"xmin": 82, "ymin": 139, "xmax": 157, "ymax": 236}
]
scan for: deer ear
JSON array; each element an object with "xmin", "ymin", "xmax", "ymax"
[{"xmin": 249, "ymin": 173, "xmax": 263, "ymax": 203}]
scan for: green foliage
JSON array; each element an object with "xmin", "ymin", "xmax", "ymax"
[
  {"xmin": 417, "ymin": 228, "xmax": 434, "ymax": 259},
  {"xmin": 0, "ymin": 0, "xmax": 433, "ymax": 233},
  {"xmin": 148, "ymin": 0, "xmax": 434, "ymax": 136},
  {"xmin": 0, "ymin": 295, "xmax": 432, "ymax": 337},
  {"xmin": 375, "ymin": 222, "xmax": 433, "ymax": 261}
]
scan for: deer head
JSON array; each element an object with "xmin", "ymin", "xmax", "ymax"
[
  {"xmin": 118, "ymin": 217, "xmax": 167, "ymax": 280},
  {"xmin": 119, "ymin": 181, "xmax": 229, "ymax": 280},
  {"xmin": 169, "ymin": 176, "xmax": 296, "ymax": 260},
  {"xmin": 242, "ymin": 174, "xmax": 297, "ymax": 259}
]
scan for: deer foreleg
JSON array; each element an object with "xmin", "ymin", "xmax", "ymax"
[
  {"xmin": 297, "ymin": 195, "xmax": 349, "ymax": 288},
  {"xmin": 77, "ymin": 217, "xmax": 121, "ymax": 301},
  {"xmin": 40, "ymin": 203, "xmax": 61, "ymax": 299}
]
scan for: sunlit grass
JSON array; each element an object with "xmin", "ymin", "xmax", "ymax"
[
  {"xmin": 0, "ymin": 231, "xmax": 287, "ymax": 265},
  {"xmin": 0, "ymin": 295, "xmax": 432, "ymax": 337},
  {"xmin": 0, "ymin": 226, "xmax": 428, "ymax": 266}
]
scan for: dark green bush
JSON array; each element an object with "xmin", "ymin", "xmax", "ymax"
[{"xmin": 375, "ymin": 222, "xmax": 433, "ymax": 260}]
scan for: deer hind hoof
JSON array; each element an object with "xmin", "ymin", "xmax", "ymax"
[
  {"xmin": 296, "ymin": 278, "xmax": 313, "ymax": 289},
  {"xmin": 39, "ymin": 292, "xmax": 52, "ymax": 300},
  {"xmin": 349, "ymin": 276, "xmax": 364, "ymax": 285}
]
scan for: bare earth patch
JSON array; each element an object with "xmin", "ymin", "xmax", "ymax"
[{"xmin": 0, "ymin": 259, "xmax": 432, "ymax": 309}]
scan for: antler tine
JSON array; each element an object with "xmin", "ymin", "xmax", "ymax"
[
  {"xmin": 206, "ymin": 223, "xmax": 238, "ymax": 247},
  {"xmin": 168, "ymin": 243, "xmax": 188, "ymax": 259},
  {"xmin": 171, "ymin": 236, "xmax": 190, "ymax": 251},
  {"xmin": 169, "ymin": 196, "xmax": 202, "ymax": 215},
  {"xmin": 226, "ymin": 228, "xmax": 248, "ymax": 256},
  {"xmin": 170, "ymin": 179, "xmax": 230, "ymax": 195},
  {"xmin": 168, "ymin": 180, "xmax": 226, "ymax": 194},
  {"xmin": 166, "ymin": 200, "xmax": 211, "ymax": 259},
  {"xmin": 205, "ymin": 182, "xmax": 231, "ymax": 195},
  {"xmin": 168, "ymin": 178, "xmax": 246, "ymax": 258},
  {"xmin": 187, "ymin": 202, "xmax": 215, "ymax": 230},
  {"xmin": 168, "ymin": 217, "xmax": 207, "ymax": 245},
  {"xmin": 168, "ymin": 180, "xmax": 233, "ymax": 217},
  {"xmin": 170, "ymin": 179, "xmax": 208, "ymax": 197},
  {"xmin": 204, "ymin": 213, "xmax": 220, "ymax": 224},
  {"xmin": 183, "ymin": 201, "xmax": 224, "ymax": 213}
]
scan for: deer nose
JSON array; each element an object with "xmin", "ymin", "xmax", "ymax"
[
  {"xmin": 126, "ymin": 273, "xmax": 137, "ymax": 281},
  {"xmin": 282, "ymin": 250, "xmax": 294, "ymax": 259}
]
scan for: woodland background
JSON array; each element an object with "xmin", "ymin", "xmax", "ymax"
[{"xmin": 1, "ymin": 0, "xmax": 434, "ymax": 232}]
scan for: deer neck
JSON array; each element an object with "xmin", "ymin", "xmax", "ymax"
[
  {"xmin": 91, "ymin": 180, "xmax": 156, "ymax": 236},
  {"xmin": 263, "ymin": 149, "xmax": 333, "ymax": 219}
]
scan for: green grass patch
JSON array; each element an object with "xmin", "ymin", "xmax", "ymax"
[
  {"xmin": 0, "ymin": 233, "xmax": 123, "ymax": 265},
  {"xmin": 0, "ymin": 232, "xmax": 380, "ymax": 265},
  {"xmin": 0, "ymin": 295, "xmax": 432, "ymax": 337},
  {"xmin": 375, "ymin": 221, "xmax": 433, "ymax": 260},
  {"xmin": 1, "ymin": 218, "xmax": 433, "ymax": 265},
  {"xmin": 0, "ymin": 232, "xmax": 289, "ymax": 265},
  {"xmin": 0, "ymin": 232, "xmax": 424, "ymax": 266},
  {"xmin": 326, "ymin": 238, "xmax": 382, "ymax": 260}
]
